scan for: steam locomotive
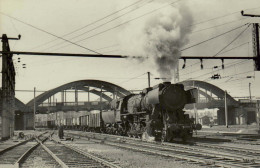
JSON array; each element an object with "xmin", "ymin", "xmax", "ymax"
[
  {"xmin": 101, "ymin": 82, "xmax": 201, "ymax": 141},
  {"xmin": 36, "ymin": 82, "xmax": 201, "ymax": 142}
]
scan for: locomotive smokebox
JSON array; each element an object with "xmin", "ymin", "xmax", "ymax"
[
  {"xmin": 145, "ymin": 83, "xmax": 187, "ymax": 111},
  {"xmin": 159, "ymin": 84, "xmax": 187, "ymax": 111}
]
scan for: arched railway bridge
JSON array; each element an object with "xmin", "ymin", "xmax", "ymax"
[
  {"xmin": 26, "ymin": 80, "xmax": 131, "ymax": 113},
  {"xmin": 14, "ymin": 80, "xmax": 259, "ymax": 129}
]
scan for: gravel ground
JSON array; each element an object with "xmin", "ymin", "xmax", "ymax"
[
  {"xmin": 220, "ymin": 141, "xmax": 260, "ymax": 150},
  {"xmin": 66, "ymin": 138, "xmax": 203, "ymax": 168},
  {"xmin": 199, "ymin": 125, "xmax": 260, "ymax": 133}
]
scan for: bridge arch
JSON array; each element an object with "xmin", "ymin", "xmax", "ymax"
[
  {"xmin": 179, "ymin": 80, "xmax": 238, "ymax": 105},
  {"xmin": 26, "ymin": 80, "xmax": 131, "ymax": 109},
  {"xmin": 15, "ymin": 98, "xmax": 27, "ymax": 112}
]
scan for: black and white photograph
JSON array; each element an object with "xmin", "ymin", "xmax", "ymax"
[{"xmin": 0, "ymin": 0, "xmax": 260, "ymax": 167}]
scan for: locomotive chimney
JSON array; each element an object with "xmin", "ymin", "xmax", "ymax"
[{"xmin": 163, "ymin": 82, "xmax": 171, "ymax": 85}]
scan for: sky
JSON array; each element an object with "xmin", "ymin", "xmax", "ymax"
[{"xmin": 0, "ymin": 0, "xmax": 260, "ymax": 104}]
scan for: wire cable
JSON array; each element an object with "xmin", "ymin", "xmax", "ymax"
[
  {"xmin": 191, "ymin": 18, "xmax": 247, "ymax": 34},
  {"xmin": 203, "ymin": 70, "xmax": 253, "ymax": 82},
  {"xmin": 181, "ymin": 24, "xmax": 248, "ymax": 52},
  {"xmin": 214, "ymin": 24, "xmax": 251, "ymax": 56},
  {"xmin": 181, "ymin": 59, "xmax": 250, "ymax": 81},
  {"xmin": 47, "ymin": 0, "xmax": 183, "ymax": 52},
  {"xmin": 44, "ymin": 0, "xmax": 154, "ymax": 52},
  {"xmin": 188, "ymin": 6, "xmax": 260, "ymax": 28},
  {"xmin": 217, "ymin": 41, "xmax": 251, "ymax": 55},
  {"xmin": 0, "ymin": 11, "xmax": 102, "ymax": 54},
  {"xmin": 118, "ymin": 73, "xmax": 147, "ymax": 84},
  {"xmin": 28, "ymin": 0, "xmax": 147, "ymax": 51}
]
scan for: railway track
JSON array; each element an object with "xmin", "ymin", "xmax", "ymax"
[
  {"xmin": 65, "ymin": 131, "xmax": 260, "ymax": 168},
  {"xmin": 0, "ymin": 132, "xmax": 49, "ymax": 167},
  {"xmin": 0, "ymin": 131, "xmax": 121, "ymax": 168},
  {"xmin": 42, "ymin": 138, "xmax": 121, "ymax": 168},
  {"xmin": 18, "ymin": 133, "xmax": 61, "ymax": 168}
]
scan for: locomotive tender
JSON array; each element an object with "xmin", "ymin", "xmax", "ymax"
[{"xmin": 36, "ymin": 82, "xmax": 201, "ymax": 141}]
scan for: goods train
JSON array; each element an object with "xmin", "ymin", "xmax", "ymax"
[{"xmin": 36, "ymin": 82, "xmax": 201, "ymax": 141}]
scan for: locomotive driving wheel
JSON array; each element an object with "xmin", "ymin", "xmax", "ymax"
[{"xmin": 180, "ymin": 130, "xmax": 192, "ymax": 142}]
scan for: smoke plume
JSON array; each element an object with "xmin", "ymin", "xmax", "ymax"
[{"xmin": 119, "ymin": 2, "xmax": 193, "ymax": 82}]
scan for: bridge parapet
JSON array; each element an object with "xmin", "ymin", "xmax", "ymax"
[
  {"xmin": 238, "ymin": 99, "xmax": 259, "ymax": 108},
  {"xmin": 37, "ymin": 101, "xmax": 110, "ymax": 113},
  {"xmin": 185, "ymin": 99, "xmax": 238, "ymax": 110}
]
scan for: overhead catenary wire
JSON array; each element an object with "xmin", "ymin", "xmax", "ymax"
[
  {"xmin": 94, "ymin": 44, "xmax": 119, "ymax": 51},
  {"xmin": 28, "ymin": 0, "xmax": 147, "ymax": 51},
  {"xmin": 3, "ymin": 0, "xmax": 256, "ymax": 93},
  {"xmin": 180, "ymin": 59, "xmax": 245, "ymax": 78},
  {"xmin": 180, "ymin": 24, "xmax": 249, "ymax": 52},
  {"xmin": 181, "ymin": 59, "xmax": 250, "ymax": 81},
  {"xmin": 49, "ymin": 11, "xmax": 249, "ymax": 53},
  {"xmin": 210, "ymin": 74, "xmax": 255, "ymax": 94},
  {"xmin": 187, "ymin": 6, "xmax": 260, "ymax": 28},
  {"xmin": 2, "ymin": 1, "xmax": 257, "ymax": 56},
  {"xmin": 217, "ymin": 78, "xmax": 254, "ymax": 87},
  {"xmin": 118, "ymin": 73, "xmax": 147, "ymax": 84},
  {"xmin": 43, "ymin": 0, "xmax": 155, "ymax": 52},
  {"xmin": 177, "ymin": 20, "xmax": 251, "ymax": 73},
  {"xmin": 214, "ymin": 24, "xmax": 251, "ymax": 56},
  {"xmin": 217, "ymin": 41, "xmax": 251, "ymax": 55},
  {"xmin": 190, "ymin": 18, "xmax": 247, "ymax": 34},
  {"xmin": 26, "ymin": 2, "xmax": 260, "ymax": 53},
  {"xmin": 0, "ymin": 11, "xmax": 102, "ymax": 54},
  {"xmin": 179, "ymin": 37, "xmax": 252, "ymax": 74},
  {"xmin": 47, "ymin": 0, "xmax": 183, "ymax": 52},
  {"xmin": 203, "ymin": 69, "xmax": 254, "ymax": 82}
]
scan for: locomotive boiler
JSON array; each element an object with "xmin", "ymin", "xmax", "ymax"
[{"xmin": 102, "ymin": 82, "xmax": 201, "ymax": 142}]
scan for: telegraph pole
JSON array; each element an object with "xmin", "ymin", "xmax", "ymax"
[
  {"xmin": 100, "ymin": 86, "xmax": 104, "ymax": 130},
  {"xmin": 224, "ymin": 90, "xmax": 228, "ymax": 128},
  {"xmin": 33, "ymin": 87, "xmax": 36, "ymax": 130},
  {"xmin": 249, "ymin": 83, "xmax": 252, "ymax": 101}
]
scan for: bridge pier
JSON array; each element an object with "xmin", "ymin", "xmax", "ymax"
[
  {"xmin": 234, "ymin": 106, "xmax": 247, "ymax": 125},
  {"xmin": 217, "ymin": 107, "xmax": 236, "ymax": 125},
  {"xmin": 218, "ymin": 105, "xmax": 259, "ymax": 126},
  {"xmin": 257, "ymin": 100, "xmax": 260, "ymax": 125}
]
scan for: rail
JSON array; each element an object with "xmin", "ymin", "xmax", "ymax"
[{"xmin": 65, "ymin": 131, "xmax": 260, "ymax": 168}]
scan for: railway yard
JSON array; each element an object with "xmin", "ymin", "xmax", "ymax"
[
  {"xmin": 0, "ymin": 127, "xmax": 259, "ymax": 168},
  {"xmin": 1, "ymin": 0, "xmax": 260, "ymax": 168}
]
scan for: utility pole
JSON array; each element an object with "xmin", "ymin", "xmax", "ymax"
[
  {"xmin": 33, "ymin": 87, "xmax": 36, "ymax": 130},
  {"xmin": 249, "ymin": 83, "xmax": 252, "ymax": 101},
  {"xmin": 0, "ymin": 34, "xmax": 20, "ymax": 140},
  {"xmin": 192, "ymin": 81, "xmax": 198, "ymax": 127},
  {"xmin": 88, "ymin": 86, "xmax": 90, "ymax": 103},
  {"xmin": 224, "ymin": 90, "xmax": 228, "ymax": 128},
  {"xmin": 147, "ymin": 72, "xmax": 151, "ymax": 87},
  {"xmin": 100, "ymin": 86, "xmax": 103, "ymax": 129},
  {"xmin": 75, "ymin": 86, "xmax": 78, "ymax": 111}
]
